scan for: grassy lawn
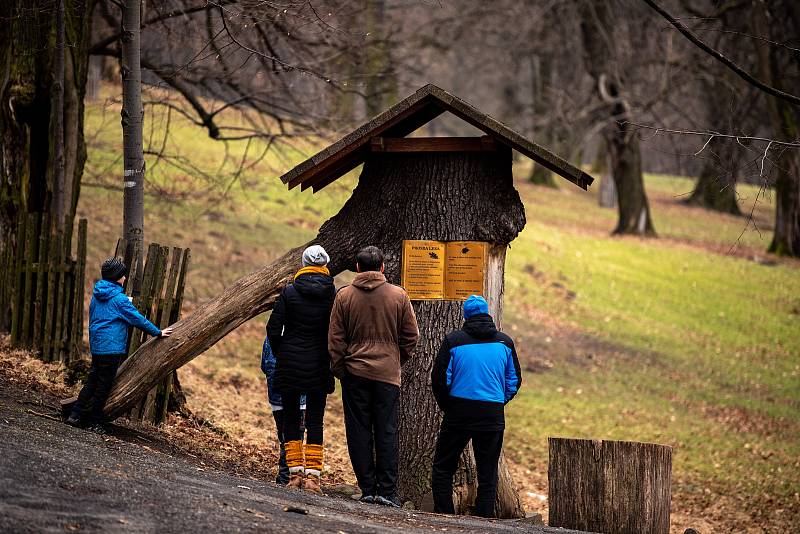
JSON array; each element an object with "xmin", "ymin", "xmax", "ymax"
[{"xmin": 78, "ymin": 89, "xmax": 799, "ymax": 532}]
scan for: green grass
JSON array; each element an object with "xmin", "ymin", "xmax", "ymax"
[{"xmin": 79, "ymin": 88, "xmax": 800, "ymax": 531}]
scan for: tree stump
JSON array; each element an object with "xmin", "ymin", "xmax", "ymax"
[{"xmin": 548, "ymin": 438, "xmax": 672, "ymax": 534}]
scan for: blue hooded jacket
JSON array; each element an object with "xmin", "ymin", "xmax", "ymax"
[{"xmin": 89, "ymin": 279, "xmax": 161, "ymax": 355}]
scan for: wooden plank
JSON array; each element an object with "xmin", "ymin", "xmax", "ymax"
[
  {"xmin": 20, "ymin": 213, "xmax": 38, "ymax": 345},
  {"xmin": 172, "ymin": 248, "xmax": 191, "ymax": 322},
  {"xmin": 43, "ymin": 232, "xmax": 61, "ymax": 362},
  {"xmin": 369, "ymin": 136, "xmax": 498, "ymax": 153},
  {"xmin": 160, "ymin": 248, "xmax": 182, "ymax": 329},
  {"xmin": 10, "ymin": 215, "xmax": 27, "ymax": 343},
  {"xmin": 71, "ymin": 220, "xmax": 87, "ymax": 361},
  {"xmin": 128, "ymin": 243, "xmax": 159, "ymax": 354},
  {"xmin": 60, "ymin": 263, "xmax": 74, "ymax": 363},
  {"xmin": 52, "ymin": 231, "xmax": 67, "ymax": 362},
  {"xmin": 33, "ymin": 214, "xmax": 50, "ymax": 350},
  {"xmin": 146, "ymin": 245, "xmax": 168, "ymax": 329}
]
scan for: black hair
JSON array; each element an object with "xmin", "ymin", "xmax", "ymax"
[{"xmin": 356, "ymin": 246, "xmax": 384, "ymax": 272}]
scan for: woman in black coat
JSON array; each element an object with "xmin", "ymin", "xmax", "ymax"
[{"xmin": 266, "ymin": 245, "xmax": 335, "ymax": 493}]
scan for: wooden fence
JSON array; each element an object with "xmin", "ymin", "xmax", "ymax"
[
  {"xmin": 1, "ymin": 213, "xmax": 87, "ymax": 363},
  {"xmin": 114, "ymin": 238, "xmax": 190, "ymax": 425}
]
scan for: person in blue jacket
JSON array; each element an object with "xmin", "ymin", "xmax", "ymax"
[
  {"xmin": 430, "ymin": 295, "xmax": 522, "ymax": 518},
  {"xmin": 67, "ymin": 259, "xmax": 172, "ymax": 434},
  {"xmin": 261, "ymin": 335, "xmax": 305, "ymax": 485}
]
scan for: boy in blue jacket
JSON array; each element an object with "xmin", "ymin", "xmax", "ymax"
[
  {"xmin": 67, "ymin": 259, "xmax": 172, "ymax": 434},
  {"xmin": 430, "ymin": 295, "xmax": 522, "ymax": 518}
]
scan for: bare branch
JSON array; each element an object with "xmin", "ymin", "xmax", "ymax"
[{"xmin": 641, "ymin": 0, "xmax": 800, "ymax": 106}]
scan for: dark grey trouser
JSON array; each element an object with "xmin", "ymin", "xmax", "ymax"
[
  {"xmin": 342, "ymin": 373, "xmax": 400, "ymax": 499},
  {"xmin": 71, "ymin": 354, "xmax": 124, "ymax": 425},
  {"xmin": 431, "ymin": 425, "xmax": 504, "ymax": 518}
]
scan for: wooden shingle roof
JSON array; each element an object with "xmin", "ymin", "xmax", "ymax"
[{"xmin": 279, "ymin": 84, "xmax": 594, "ymax": 192}]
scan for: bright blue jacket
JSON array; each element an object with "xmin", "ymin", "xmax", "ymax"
[
  {"xmin": 431, "ymin": 313, "xmax": 522, "ymax": 430},
  {"xmin": 89, "ymin": 280, "xmax": 161, "ymax": 355},
  {"xmin": 260, "ymin": 336, "xmax": 305, "ymax": 410}
]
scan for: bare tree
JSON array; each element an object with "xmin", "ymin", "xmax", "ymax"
[
  {"xmin": 580, "ymin": 0, "xmax": 655, "ymax": 236},
  {"xmin": 121, "ymin": 0, "xmax": 146, "ymax": 269}
]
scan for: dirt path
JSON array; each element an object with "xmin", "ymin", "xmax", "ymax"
[{"xmin": 0, "ymin": 383, "xmax": 585, "ymax": 534}]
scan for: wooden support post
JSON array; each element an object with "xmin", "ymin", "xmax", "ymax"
[{"xmin": 548, "ymin": 437, "xmax": 672, "ymax": 534}]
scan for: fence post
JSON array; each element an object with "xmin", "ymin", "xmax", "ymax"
[
  {"xmin": 70, "ymin": 219, "xmax": 88, "ymax": 361},
  {"xmin": 33, "ymin": 214, "xmax": 51, "ymax": 350},
  {"xmin": 10, "ymin": 216, "xmax": 27, "ymax": 343},
  {"xmin": 43, "ymin": 232, "xmax": 62, "ymax": 362},
  {"xmin": 21, "ymin": 213, "xmax": 38, "ymax": 345}
]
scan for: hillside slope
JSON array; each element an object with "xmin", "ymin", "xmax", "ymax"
[{"xmin": 73, "ymin": 91, "xmax": 800, "ymax": 533}]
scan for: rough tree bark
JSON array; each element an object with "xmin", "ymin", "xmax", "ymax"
[
  {"xmin": 548, "ymin": 438, "xmax": 672, "ymax": 534},
  {"xmin": 0, "ymin": 0, "xmax": 94, "ymax": 330},
  {"xmin": 579, "ymin": 0, "xmax": 656, "ymax": 236},
  {"xmin": 103, "ymin": 149, "xmax": 527, "ymax": 517},
  {"xmin": 121, "ymin": 0, "xmax": 146, "ymax": 266}
]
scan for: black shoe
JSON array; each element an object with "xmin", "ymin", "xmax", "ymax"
[
  {"xmin": 65, "ymin": 414, "xmax": 83, "ymax": 427},
  {"xmin": 374, "ymin": 495, "xmax": 401, "ymax": 508},
  {"xmin": 359, "ymin": 495, "xmax": 375, "ymax": 504},
  {"xmin": 87, "ymin": 424, "xmax": 110, "ymax": 435}
]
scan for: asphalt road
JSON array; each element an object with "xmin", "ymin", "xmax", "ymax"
[{"xmin": 0, "ymin": 384, "xmax": 585, "ymax": 533}]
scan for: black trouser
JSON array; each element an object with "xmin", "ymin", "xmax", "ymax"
[
  {"xmin": 431, "ymin": 424, "xmax": 504, "ymax": 518},
  {"xmin": 272, "ymin": 410, "xmax": 290, "ymax": 484},
  {"xmin": 71, "ymin": 354, "xmax": 124, "ymax": 425},
  {"xmin": 281, "ymin": 391, "xmax": 326, "ymax": 444},
  {"xmin": 342, "ymin": 373, "xmax": 400, "ymax": 499}
]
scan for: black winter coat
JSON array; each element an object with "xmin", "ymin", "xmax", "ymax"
[{"xmin": 267, "ymin": 272, "xmax": 336, "ymax": 394}]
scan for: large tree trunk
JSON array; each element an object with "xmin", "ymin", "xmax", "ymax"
[
  {"xmin": 754, "ymin": 2, "xmax": 800, "ymax": 257},
  {"xmin": 103, "ymin": 149, "xmax": 527, "ymax": 517},
  {"xmin": 0, "ymin": 0, "xmax": 94, "ymax": 331},
  {"xmin": 121, "ymin": 0, "xmax": 146, "ymax": 266},
  {"xmin": 686, "ymin": 137, "xmax": 742, "ymax": 215},
  {"xmin": 580, "ymin": 0, "xmax": 656, "ymax": 237}
]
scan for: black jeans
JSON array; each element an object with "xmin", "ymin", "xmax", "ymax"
[
  {"xmin": 431, "ymin": 425, "xmax": 504, "ymax": 518},
  {"xmin": 281, "ymin": 391, "xmax": 326, "ymax": 444},
  {"xmin": 342, "ymin": 373, "xmax": 400, "ymax": 499},
  {"xmin": 71, "ymin": 354, "xmax": 124, "ymax": 425},
  {"xmin": 272, "ymin": 410, "xmax": 290, "ymax": 484}
]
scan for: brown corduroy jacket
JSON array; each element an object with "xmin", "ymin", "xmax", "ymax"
[{"xmin": 328, "ymin": 271, "xmax": 420, "ymax": 387}]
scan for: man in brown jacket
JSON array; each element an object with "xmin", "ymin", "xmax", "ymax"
[{"xmin": 328, "ymin": 246, "xmax": 419, "ymax": 507}]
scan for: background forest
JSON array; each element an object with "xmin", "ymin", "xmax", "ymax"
[{"xmin": 1, "ymin": 1, "xmax": 798, "ymax": 533}]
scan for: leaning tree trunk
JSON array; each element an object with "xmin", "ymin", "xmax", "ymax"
[
  {"xmin": 121, "ymin": 0, "xmax": 146, "ymax": 271},
  {"xmin": 103, "ymin": 149, "xmax": 527, "ymax": 517}
]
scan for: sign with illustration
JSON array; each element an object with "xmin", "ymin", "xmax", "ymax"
[{"xmin": 401, "ymin": 240, "xmax": 486, "ymax": 300}]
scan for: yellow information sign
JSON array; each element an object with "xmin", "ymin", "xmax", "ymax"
[
  {"xmin": 444, "ymin": 241, "xmax": 487, "ymax": 299},
  {"xmin": 402, "ymin": 240, "xmax": 486, "ymax": 300},
  {"xmin": 401, "ymin": 240, "xmax": 446, "ymax": 299}
]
